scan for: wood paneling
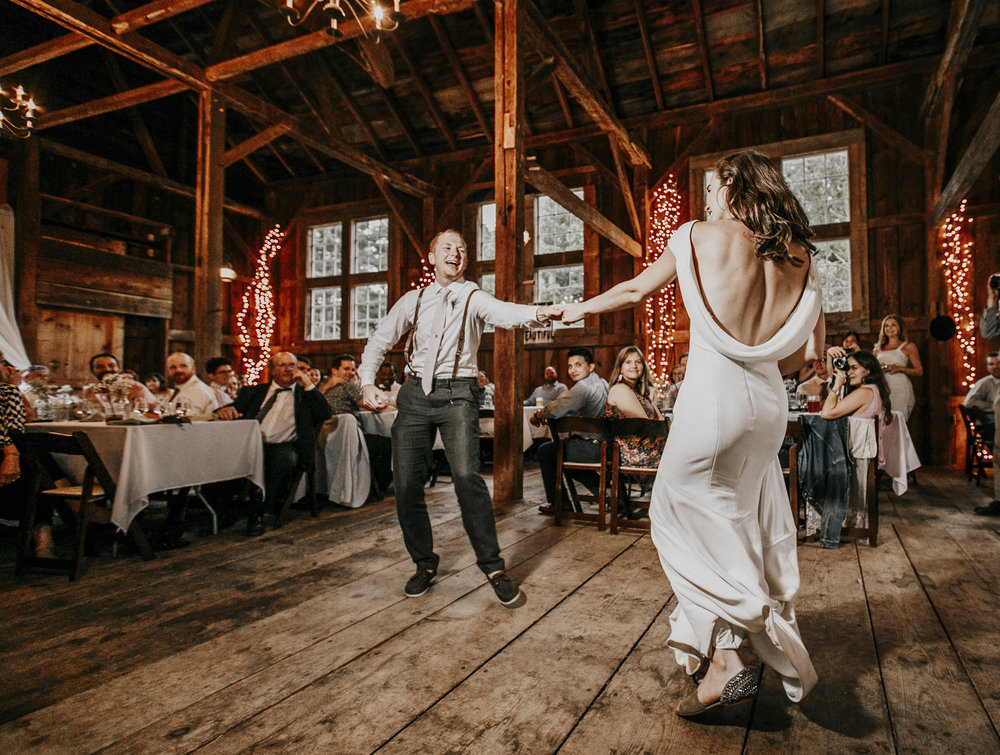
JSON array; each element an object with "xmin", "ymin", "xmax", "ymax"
[{"xmin": 35, "ymin": 307, "xmax": 123, "ymax": 386}]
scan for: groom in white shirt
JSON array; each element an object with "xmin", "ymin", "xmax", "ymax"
[{"xmin": 358, "ymin": 229, "xmax": 561, "ymax": 606}]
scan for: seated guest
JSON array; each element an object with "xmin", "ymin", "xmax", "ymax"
[
  {"xmin": 604, "ymin": 346, "xmax": 663, "ymax": 519},
  {"xmin": 659, "ymin": 363, "xmax": 686, "ymax": 410},
  {"xmin": 842, "ymin": 330, "xmax": 864, "ymax": 352},
  {"xmin": 477, "ymin": 371, "xmax": 495, "ymax": 407},
  {"xmin": 166, "ymin": 352, "xmax": 221, "ymax": 416},
  {"xmin": 375, "ymin": 361, "xmax": 401, "ymax": 406},
  {"xmin": 216, "ymin": 352, "xmax": 331, "ymax": 534},
  {"xmin": 532, "ymin": 347, "xmax": 609, "ymax": 512},
  {"xmin": 84, "ymin": 353, "xmax": 156, "ymax": 404},
  {"xmin": 964, "ymin": 352, "xmax": 1000, "ymax": 428},
  {"xmin": 820, "ymin": 348, "xmax": 892, "ymax": 427},
  {"xmin": 323, "ymin": 354, "xmax": 362, "ymax": 422},
  {"xmin": 307, "ymin": 367, "xmax": 322, "ymax": 386},
  {"xmin": 523, "ymin": 365, "xmax": 568, "ymax": 406},
  {"xmin": 798, "ymin": 355, "xmax": 833, "ymax": 399},
  {"xmin": 205, "ymin": 357, "xmax": 236, "ymax": 407},
  {"xmin": 143, "ymin": 373, "xmax": 171, "ymax": 405},
  {"xmin": 0, "ymin": 358, "xmax": 39, "ymax": 553}
]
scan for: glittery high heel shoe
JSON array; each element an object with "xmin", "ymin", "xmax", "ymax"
[{"xmin": 676, "ymin": 667, "xmax": 759, "ymax": 717}]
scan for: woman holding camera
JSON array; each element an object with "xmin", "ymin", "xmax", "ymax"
[
  {"xmin": 820, "ymin": 348, "xmax": 892, "ymax": 426},
  {"xmin": 873, "ymin": 314, "xmax": 921, "ymax": 420}
]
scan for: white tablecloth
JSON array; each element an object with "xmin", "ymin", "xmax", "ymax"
[
  {"xmin": 27, "ymin": 420, "xmax": 265, "ymax": 532},
  {"xmin": 360, "ymin": 409, "xmax": 534, "ymax": 452},
  {"xmin": 315, "ymin": 414, "xmax": 370, "ymax": 508},
  {"xmin": 881, "ymin": 410, "xmax": 921, "ymax": 495}
]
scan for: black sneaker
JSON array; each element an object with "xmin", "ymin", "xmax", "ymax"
[
  {"xmin": 488, "ymin": 571, "xmax": 521, "ymax": 606},
  {"xmin": 404, "ymin": 569, "xmax": 436, "ymax": 597}
]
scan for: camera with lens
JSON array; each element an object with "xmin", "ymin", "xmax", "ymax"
[
  {"xmin": 991, "ymin": 273, "xmax": 1000, "ymax": 290},
  {"xmin": 832, "ymin": 356, "xmax": 849, "ymax": 372}
]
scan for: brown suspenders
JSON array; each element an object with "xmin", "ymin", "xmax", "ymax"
[{"xmin": 404, "ymin": 285, "xmax": 480, "ymax": 379}]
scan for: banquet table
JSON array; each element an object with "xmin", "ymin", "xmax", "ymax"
[
  {"xmin": 360, "ymin": 409, "xmax": 535, "ymax": 452},
  {"xmin": 27, "ymin": 420, "xmax": 265, "ymax": 532}
]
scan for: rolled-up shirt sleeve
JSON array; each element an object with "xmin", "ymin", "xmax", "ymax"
[
  {"xmin": 981, "ymin": 306, "xmax": 1000, "ymax": 340},
  {"xmin": 542, "ymin": 384, "xmax": 587, "ymax": 420}
]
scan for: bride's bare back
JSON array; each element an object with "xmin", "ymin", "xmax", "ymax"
[{"xmin": 690, "ymin": 219, "xmax": 811, "ymax": 347}]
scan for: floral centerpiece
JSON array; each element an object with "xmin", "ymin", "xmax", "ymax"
[
  {"xmin": 27, "ymin": 379, "xmax": 54, "ymax": 420},
  {"xmin": 98, "ymin": 373, "xmax": 136, "ymax": 419}
]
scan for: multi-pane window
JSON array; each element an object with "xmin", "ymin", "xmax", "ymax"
[
  {"xmin": 478, "ymin": 204, "xmax": 496, "ymax": 262},
  {"xmin": 352, "ymin": 217, "xmax": 389, "ymax": 273},
  {"xmin": 701, "ymin": 146, "xmax": 856, "ymax": 315},
  {"xmin": 309, "ymin": 225, "xmax": 342, "ymax": 277},
  {"xmin": 475, "ymin": 188, "xmax": 589, "ymax": 335},
  {"xmin": 309, "ymin": 287, "xmax": 342, "ymax": 341},
  {"xmin": 307, "ymin": 215, "xmax": 389, "ymax": 341},
  {"xmin": 812, "ymin": 239, "xmax": 851, "ymax": 313},
  {"xmin": 351, "ymin": 283, "xmax": 388, "ymax": 339},
  {"xmin": 535, "ymin": 191, "xmax": 584, "ymax": 255},
  {"xmin": 782, "ymin": 150, "xmax": 849, "ymax": 225},
  {"xmin": 536, "ymin": 264, "xmax": 584, "ymax": 330}
]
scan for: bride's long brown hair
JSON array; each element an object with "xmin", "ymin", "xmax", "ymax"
[{"xmin": 712, "ymin": 150, "xmax": 816, "ymax": 266}]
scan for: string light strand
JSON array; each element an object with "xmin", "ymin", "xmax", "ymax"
[
  {"xmin": 237, "ymin": 224, "xmax": 285, "ymax": 384},
  {"xmin": 940, "ymin": 199, "xmax": 976, "ymax": 389},
  {"xmin": 645, "ymin": 176, "xmax": 682, "ymax": 395}
]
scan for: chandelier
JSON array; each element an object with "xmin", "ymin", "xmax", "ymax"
[
  {"xmin": 279, "ymin": 0, "xmax": 405, "ymax": 37},
  {"xmin": 0, "ymin": 83, "xmax": 36, "ymax": 138}
]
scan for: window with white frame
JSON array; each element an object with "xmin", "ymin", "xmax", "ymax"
[
  {"xmin": 307, "ymin": 214, "xmax": 390, "ymax": 341},
  {"xmin": 475, "ymin": 188, "xmax": 588, "ymax": 332},
  {"xmin": 698, "ymin": 137, "xmax": 863, "ymax": 317}
]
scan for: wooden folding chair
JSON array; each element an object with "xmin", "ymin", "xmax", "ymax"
[
  {"xmin": 959, "ymin": 405, "xmax": 993, "ymax": 486},
  {"xmin": 550, "ymin": 416, "xmax": 611, "ymax": 530},
  {"xmin": 608, "ymin": 417, "xmax": 668, "ymax": 534},
  {"xmin": 16, "ymin": 431, "xmax": 154, "ymax": 581}
]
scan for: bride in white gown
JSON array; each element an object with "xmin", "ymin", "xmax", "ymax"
[{"xmin": 559, "ymin": 151, "xmax": 824, "ymax": 716}]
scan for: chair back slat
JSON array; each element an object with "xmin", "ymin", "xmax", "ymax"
[
  {"xmin": 20, "ymin": 432, "xmax": 117, "ymax": 498},
  {"xmin": 550, "ymin": 416, "xmax": 610, "ymax": 438},
  {"xmin": 609, "ymin": 417, "xmax": 668, "ymax": 440}
]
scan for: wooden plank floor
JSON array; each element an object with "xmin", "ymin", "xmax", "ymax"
[{"xmin": 1, "ymin": 466, "xmax": 999, "ymax": 753}]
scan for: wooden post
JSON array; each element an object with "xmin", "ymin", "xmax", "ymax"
[
  {"xmin": 194, "ymin": 90, "xmax": 226, "ymax": 369},
  {"xmin": 13, "ymin": 137, "xmax": 41, "ymax": 362},
  {"xmin": 493, "ymin": 0, "xmax": 525, "ymax": 502}
]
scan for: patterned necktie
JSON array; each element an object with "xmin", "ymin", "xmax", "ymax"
[
  {"xmin": 422, "ymin": 289, "xmax": 453, "ymax": 395},
  {"xmin": 255, "ymin": 387, "xmax": 291, "ymax": 422}
]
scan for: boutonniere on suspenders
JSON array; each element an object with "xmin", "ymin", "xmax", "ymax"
[{"xmin": 404, "ymin": 285, "xmax": 482, "ymax": 376}]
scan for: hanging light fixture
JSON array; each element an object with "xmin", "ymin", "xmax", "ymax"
[
  {"xmin": 0, "ymin": 83, "xmax": 36, "ymax": 138},
  {"xmin": 279, "ymin": 0, "xmax": 404, "ymax": 38}
]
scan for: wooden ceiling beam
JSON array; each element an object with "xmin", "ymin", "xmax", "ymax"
[
  {"xmin": 12, "ymin": 0, "xmax": 433, "ymax": 196},
  {"xmin": 691, "ymin": 0, "xmax": 714, "ymax": 101},
  {"xmin": 633, "ymin": 0, "xmax": 664, "ymax": 111},
  {"xmin": 37, "ymin": 137, "xmax": 265, "ymax": 218},
  {"xmin": 224, "ymin": 135, "xmax": 268, "ymax": 183},
  {"xmin": 754, "ymin": 0, "xmax": 767, "ymax": 89},
  {"xmin": 435, "ymin": 155, "xmax": 491, "ymax": 227},
  {"xmin": 931, "ymin": 88, "xmax": 1000, "ymax": 227},
  {"xmin": 552, "ymin": 74, "xmax": 573, "ymax": 129},
  {"xmin": 879, "ymin": 0, "xmax": 890, "ymax": 66},
  {"xmin": 316, "ymin": 55, "xmax": 388, "ymax": 160},
  {"xmin": 375, "ymin": 85, "xmax": 424, "ymax": 157},
  {"xmin": 39, "ymin": 78, "xmax": 187, "ymax": 130},
  {"xmin": 920, "ymin": 0, "xmax": 989, "ymax": 118},
  {"xmin": 373, "ymin": 174, "xmax": 424, "ymax": 254},
  {"xmin": 520, "ymin": 0, "xmax": 650, "ymax": 168},
  {"xmin": 609, "ymin": 140, "xmax": 643, "ymax": 242},
  {"xmin": 101, "ymin": 50, "xmax": 167, "ymax": 177},
  {"xmin": 205, "ymin": 0, "xmax": 478, "ymax": 82},
  {"xmin": 526, "ymin": 157, "xmax": 641, "ymax": 258},
  {"xmin": 429, "ymin": 15, "xmax": 493, "ymax": 143},
  {"xmin": 0, "ymin": 0, "xmax": 215, "ymax": 77},
  {"xmin": 473, "ymin": 0, "xmax": 494, "ymax": 47},
  {"xmin": 222, "ymin": 123, "xmax": 292, "ymax": 167},
  {"xmin": 573, "ymin": 0, "xmax": 613, "ymax": 102},
  {"xmin": 816, "ymin": 0, "xmax": 825, "ymax": 79},
  {"xmin": 392, "ymin": 35, "xmax": 459, "ymax": 151},
  {"xmin": 827, "ymin": 94, "xmax": 927, "ymax": 161}
]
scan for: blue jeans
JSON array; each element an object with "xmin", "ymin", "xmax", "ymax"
[{"xmin": 391, "ymin": 377, "xmax": 504, "ymax": 575}]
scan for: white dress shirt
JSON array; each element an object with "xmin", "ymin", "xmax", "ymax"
[
  {"xmin": 964, "ymin": 374, "xmax": 1000, "ymax": 413},
  {"xmin": 258, "ymin": 382, "xmax": 302, "ymax": 444},
  {"xmin": 359, "ymin": 280, "xmax": 545, "ymax": 386},
  {"xmin": 172, "ymin": 375, "xmax": 222, "ymax": 416}
]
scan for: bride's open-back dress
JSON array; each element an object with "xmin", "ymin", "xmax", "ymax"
[{"xmin": 651, "ymin": 220, "xmax": 820, "ymax": 702}]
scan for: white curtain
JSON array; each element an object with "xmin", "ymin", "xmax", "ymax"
[{"xmin": 0, "ymin": 204, "xmax": 31, "ymax": 369}]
